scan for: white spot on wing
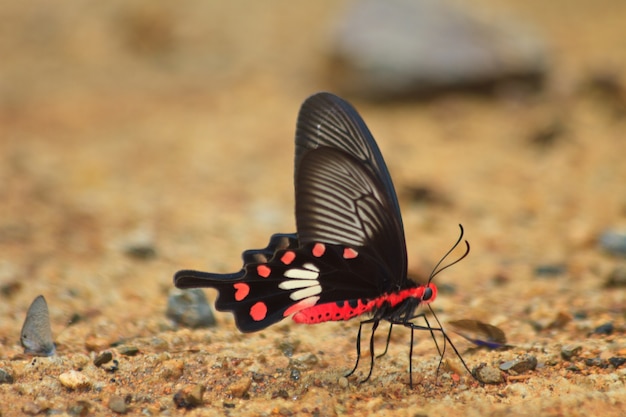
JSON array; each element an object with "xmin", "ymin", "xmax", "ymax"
[
  {"xmin": 278, "ymin": 279, "xmax": 319, "ymax": 290},
  {"xmin": 284, "ymin": 268, "xmax": 319, "ymax": 280},
  {"xmin": 290, "ymin": 285, "xmax": 322, "ymax": 300}
]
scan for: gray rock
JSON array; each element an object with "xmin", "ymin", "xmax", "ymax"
[
  {"xmin": 166, "ymin": 288, "xmax": 216, "ymax": 328},
  {"xmin": 599, "ymin": 230, "xmax": 626, "ymax": 257},
  {"xmin": 330, "ymin": 0, "xmax": 547, "ymax": 98},
  {"xmin": 499, "ymin": 354, "xmax": 538, "ymax": 374},
  {"xmin": 473, "ymin": 363, "xmax": 504, "ymax": 384},
  {"xmin": 108, "ymin": 395, "xmax": 128, "ymax": 414},
  {"xmin": 561, "ymin": 344, "xmax": 582, "ymax": 361},
  {"xmin": 0, "ymin": 368, "xmax": 14, "ymax": 384}
]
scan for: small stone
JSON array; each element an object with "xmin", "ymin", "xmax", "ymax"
[
  {"xmin": 150, "ymin": 337, "xmax": 169, "ymax": 352},
  {"xmin": 121, "ymin": 227, "xmax": 157, "ymax": 260},
  {"xmin": 173, "ymin": 384, "xmax": 204, "ymax": 409},
  {"xmin": 94, "ymin": 351, "xmax": 113, "ymax": 367},
  {"xmin": 593, "ymin": 322, "xmax": 614, "ymax": 335},
  {"xmin": 604, "ymin": 265, "xmax": 626, "ymax": 288},
  {"xmin": 85, "ymin": 335, "xmax": 110, "ymax": 352},
  {"xmin": 290, "ymin": 352, "xmax": 319, "ymax": 370},
  {"xmin": 290, "ymin": 368, "xmax": 301, "ymax": 381},
  {"xmin": 599, "ymin": 230, "xmax": 626, "ymax": 256},
  {"xmin": 546, "ymin": 312, "xmax": 572, "ymax": 330},
  {"xmin": 228, "ymin": 376, "xmax": 252, "ymax": 398},
  {"xmin": 499, "ymin": 355, "xmax": 537, "ymax": 374},
  {"xmin": 277, "ymin": 340, "xmax": 300, "ymax": 357},
  {"xmin": 166, "ymin": 288, "xmax": 216, "ymax": 328},
  {"xmin": 338, "ymin": 376, "xmax": 349, "ymax": 388},
  {"xmin": 117, "ymin": 345, "xmax": 139, "ymax": 356},
  {"xmin": 0, "ymin": 368, "xmax": 14, "ymax": 384},
  {"xmin": 534, "ymin": 264, "xmax": 566, "ymax": 278},
  {"xmin": 23, "ymin": 401, "xmax": 46, "ymax": 415},
  {"xmin": 59, "ymin": 370, "xmax": 91, "ymax": 390},
  {"xmin": 158, "ymin": 359, "xmax": 184, "ymax": 381},
  {"xmin": 473, "ymin": 363, "xmax": 503, "ymax": 384},
  {"xmin": 609, "ymin": 357, "xmax": 626, "ymax": 368},
  {"xmin": 108, "ymin": 395, "xmax": 128, "ymax": 414},
  {"xmin": 584, "ymin": 357, "xmax": 607, "ymax": 368},
  {"xmin": 67, "ymin": 400, "xmax": 91, "ymax": 417},
  {"xmin": 561, "ymin": 345, "xmax": 583, "ymax": 360}
]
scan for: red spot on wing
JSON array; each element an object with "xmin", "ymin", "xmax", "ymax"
[
  {"xmin": 281, "ymin": 251, "xmax": 296, "ymax": 265},
  {"xmin": 257, "ymin": 265, "xmax": 271, "ymax": 278},
  {"xmin": 312, "ymin": 243, "xmax": 326, "ymax": 257},
  {"xmin": 233, "ymin": 283, "xmax": 250, "ymax": 301},
  {"xmin": 343, "ymin": 247, "xmax": 358, "ymax": 259},
  {"xmin": 250, "ymin": 302, "xmax": 267, "ymax": 321}
]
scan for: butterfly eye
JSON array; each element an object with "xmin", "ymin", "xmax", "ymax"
[{"xmin": 422, "ymin": 287, "xmax": 434, "ymax": 301}]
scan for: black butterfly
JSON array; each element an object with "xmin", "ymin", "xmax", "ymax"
[{"xmin": 174, "ymin": 92, "xmax": 470, "ymax": 386}]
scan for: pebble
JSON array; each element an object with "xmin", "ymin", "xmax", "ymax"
[
  {"xmin": 117, "ymin": 345, "xmax": 139, "ymax": 356},
  {"xmin": 158, "ymin": 359, "xmax": 184, "ymax": 381},
  {"xmin": 0, "ymin": 367, "xmax": 14, "ymax": 384},
  {"xmin": 604, "ymin": 265, "xmax": 626, "ymax": 288},
  {"xmin": 93, "ymin": 351, "xmax": 113, "ymax": 367},
  {"xmin": 599, "ymin": 230, "xmax": 626, "ymax": 256},
  {"xmin": 329, "ymin": 0, "xmax": 546, "ymax": 99},
  {"xmin": 473, "ymin": 363, "xmax": 503, "ymax": 384},
  {"xmin": 546, "ymin": 311, "xmax": 572, "ymax": 330},
  {"xmin": 22, "ymin": 401, "xmax": 47, "ymax": 415},
  {"xmin": 166, "ymin": 288, "xmax": 216, "ymax": 328},
  {"xmin": 609, "ymin": 357, "xmax": 626, "ymax": 368},
  {"xmin": 67, "ymin": 400, "xmax": 91, "ymax": 416},
  {"xmin": 85, "ymin": 335, "xmax": 110, "ymax": 352},
  {"xmin": 290, "ymin": 352, "xmax": 319, "ymax": 370},
  {"xmin": 108, "ymin": 395, "xmax": 128, "ymax": 414},
  {"xmin": 534, "ymin": 264, "xmax": 566, "ymax": 278},
  {"xmin": 593, "ymin": 322, "xmax": 614, "ymax": 335},
  {"xmin": 277, "ymin": 340, "xmax": 300, "ymax": 357},
  {"xmin": 505, "ymin": 383, "xmax": 530, "ymax": 398},
  {"xmin": 228, "ymin": 376, "xmax": 252, "ymax": 398},
  {"xmin": 561, "ymin": 345, "xmax": 583, "ymax": 361},
  {"xmin": 173, "ymin": 384, "xmax": 205, "ymax": 409},
  {"xmin": 121, "ymin": 227, "xmax": 157, "ymax": 260},
  {"xmin": 584, "ymin": 357, "xmax": 606, "ymax": 368},
  {"xmin": 499, "ymin": 354, "xmax": 537, "ymax": 374},
  {"xmin": 338, "ymin": 376, "xmax": 349, "ymax": 388},
  {"xmin": 59, "ymin": 370, "xmax": 91, "ymax": 390}
]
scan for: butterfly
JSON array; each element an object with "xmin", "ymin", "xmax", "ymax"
[
  {"xmin": 174, "ymin": 92, "xmax": 470, "ymax": 386},
  {"xmin": 21, "ymin": 295, "xmax": 56, "ymax": 357}
]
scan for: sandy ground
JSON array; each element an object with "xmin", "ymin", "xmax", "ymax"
[{"xmin": 1, "ymin": 1, "xmax": 625, "ymax": 415}]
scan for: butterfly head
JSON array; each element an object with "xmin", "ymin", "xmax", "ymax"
[{"xmin": 421, "ymin": 282, "xmax": 437, "ymax": 304}]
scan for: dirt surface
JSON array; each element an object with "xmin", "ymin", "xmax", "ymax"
[{"xmin": 1, "ymin": 1, "xmax": 625, "ymax": 416}]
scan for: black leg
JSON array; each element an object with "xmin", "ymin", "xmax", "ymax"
[
  {"xmin": 376, "ymin": 323, "xmax": 393, "ymax": 359},
  {"xmin": 409, "ymin": 325, "xmax": 414, "ymax": 388},
  {"xmin": 345, "ymin": 321, "xmax": 365, "ymax": 378},
  {"xmin": 362, "ymin": 320, "xmax": 380, "ymax": 383}
]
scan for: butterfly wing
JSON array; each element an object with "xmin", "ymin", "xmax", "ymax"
[
  {"xmin": 295, "ymin": 92, "xmax": 407, "ymax": 285},
  {"xmin": 173, "ymin": 92, "xmax": 409, "ymax": 331}
]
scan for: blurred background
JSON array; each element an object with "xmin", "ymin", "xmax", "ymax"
[{"xmin": 1, "ymin": 0, "xmax": 625, "ymax": 381}]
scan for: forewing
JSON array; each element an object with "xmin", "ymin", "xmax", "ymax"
[
  {"xmin": 295, "ymin": 93, "xmax": 407, "ymax": 283},
  {"xmin": 295, "ymin": 92, "xmax": 403, "ymax": 231}
]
